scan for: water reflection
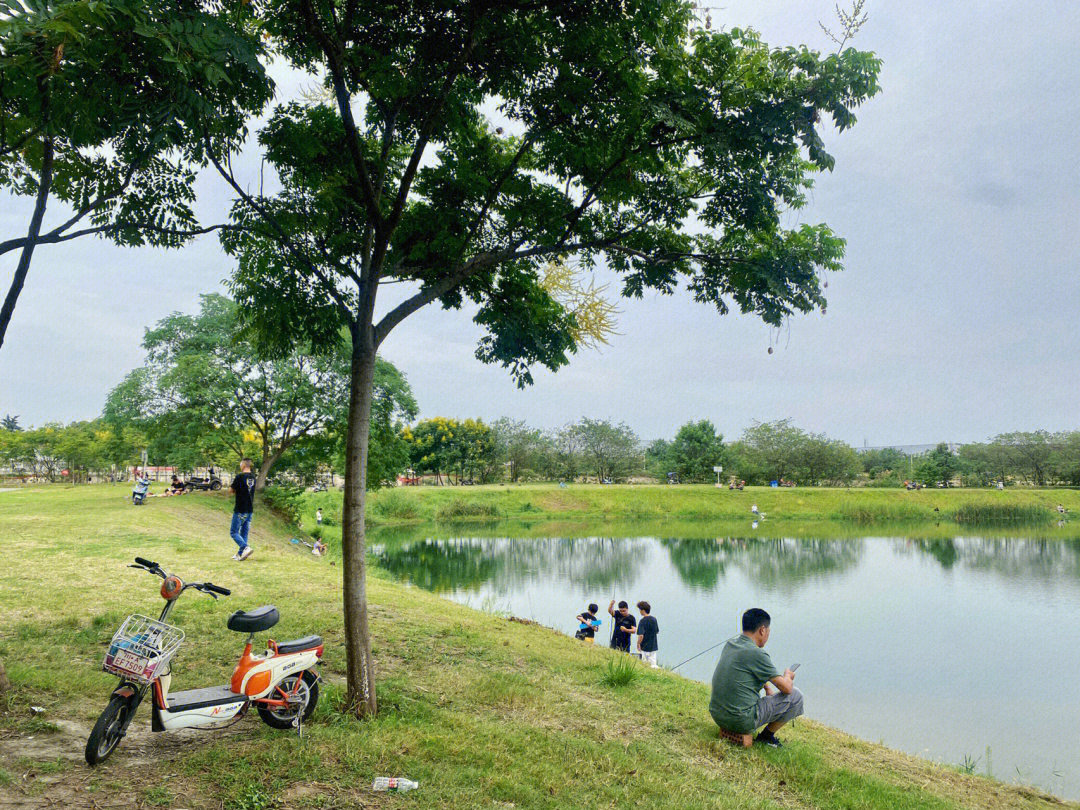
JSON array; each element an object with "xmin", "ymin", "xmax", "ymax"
[{"xmin": 374, "ymin": 536, "xmax": 652, "ymax": 593}]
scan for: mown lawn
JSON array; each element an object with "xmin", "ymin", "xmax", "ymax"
[{"xmin": 0, "ymin": 484, "xmax": 1072, "ymax": 809}]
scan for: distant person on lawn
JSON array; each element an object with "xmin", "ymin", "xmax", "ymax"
[
  {"xmin": 709, "ymin": 608, "xmax": 802, "ymax": 748},
  {"xmin": 635, "ymin": 601, "xmax": 659, "ymax": 667},
  {"xmin": 608, "ymin": 599, "xmax": 636, "ymax": 652},
  {"xmin": 230, "ymin": 459, "xmax": 256, "ymax": 561}
]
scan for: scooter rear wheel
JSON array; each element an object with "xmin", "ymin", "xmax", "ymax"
[
  {"xmin": 257, "ymin": 670, "xmax": 318, "ymax": 729},
  {"xmin": 85, "ymin": 695, "xmax": 130, "ymax": 765}
]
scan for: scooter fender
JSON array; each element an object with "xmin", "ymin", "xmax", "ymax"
[{"xmin": 238, "ymin": 649, "xmax": 321, "ymax": 700}]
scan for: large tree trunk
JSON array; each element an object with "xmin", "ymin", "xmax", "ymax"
[
  {"xmin": 0, "ymin": 136, "xmax": 54, "ymax": 351},
  {"xmin": 255, "ymin": 445, "xmax": 285, "ymax": 491},
  {"xmin": 341, "ymin": 334, "xmax": 378, "ymax": 717}
]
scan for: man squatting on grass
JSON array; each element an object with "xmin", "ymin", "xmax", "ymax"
[
  {"xmin": 230, "ymin": 459, "xmax": 256, "ymax": 561},
  {"xmin": 709, "ymin": 608, "xmax": 803, "ymax": 748}
]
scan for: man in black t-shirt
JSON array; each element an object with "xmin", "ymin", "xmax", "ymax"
[
  {"xmin": 635, "ymin": 600, "xmax": 659, "ymax": 667},
  {"xmin": 608, "ymin": 599, "xmax": 636, "ymax": 652},
  {"xmin": 230, "ymin": 458, "xmax": 256, "ymax": 561}
]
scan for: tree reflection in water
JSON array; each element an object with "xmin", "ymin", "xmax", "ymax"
[
  {"xmin": 900, "ymin": 537, "xmax": 1080, "ymax": 582},
  {"xmin": 372, "ymin": 536, "xmax": 651, "ymax": 594},
  {"xmin": 660, "ymin": 537, "xmax": 863, "ymax": 591}
]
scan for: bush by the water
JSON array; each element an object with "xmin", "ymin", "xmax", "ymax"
[
  {"xmin": 369, "ymin": 489, "xmax": 420, "ymax": 522},
  {"xmin": 261, "ymin": 484, "xmax": 305, "ymax": 524},
  {"xmin": 434, "ymin": 498, "xmax": 501, "ymax": 521}
]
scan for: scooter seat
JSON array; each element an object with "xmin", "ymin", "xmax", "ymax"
[
  {"xmin": 275, "ymin": 635, "xmax": 322, "ymax": 655},
  {"xmin": 227, "ymin": 605, "xmax": 279, "ymax": 633}
]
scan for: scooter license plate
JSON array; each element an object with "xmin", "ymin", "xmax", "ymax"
[{"xmin": 112, "ymin": 650, "xmax": 148, "ymax": 675}]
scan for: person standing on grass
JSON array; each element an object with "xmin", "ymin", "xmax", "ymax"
[
  {"xmin": 575, "ymin": 603, "xmax": 602, "ymax": 643},
  {"xmin": 230, "ymin": 459, "xmax": 256, "ymax": 561},
  {"xmin": 709, "ymin": 608, "xmax": 802, "ymax": 748},
  {"xmin": 635, "ymin": 601, "xmax": 659, "ymax": 667},
  {"xmin": 316, "ymin": 507, "xmax": 323, "ymax": 525},
  {"xmin": 608, "ymin": 599, "xmax": 636, "ymax": 652}
]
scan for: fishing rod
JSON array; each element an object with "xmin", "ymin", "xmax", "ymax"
[
  {"xmin": 669, "ymin": 639, "xmax": 726, "ymax": 671},
  {"xmin": 669, "ymin": 609, "xmax": 743, "ymax": 671}
]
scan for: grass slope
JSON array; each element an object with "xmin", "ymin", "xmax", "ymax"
[{"xmin": 0, "ymin": 485, "xmax": 1072, "ymax": 809}]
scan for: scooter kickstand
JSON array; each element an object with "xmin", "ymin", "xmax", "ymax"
[{"xmin": 293, "ymin": 710, "xmax": 303, "ymax": 740}]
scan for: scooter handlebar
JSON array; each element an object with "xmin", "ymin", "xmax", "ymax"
[
  {"xmin": 202, "ymin": 583, "xmax": 231, "ymax": 596},
  {"xmin": 134, "ymin": 557, "xmax": 157, "ymax": 569}
]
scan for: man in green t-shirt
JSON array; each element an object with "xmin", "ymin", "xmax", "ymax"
[{"xmin": 708, "ymin": 608, "xmax": 802, "ymax": 748}]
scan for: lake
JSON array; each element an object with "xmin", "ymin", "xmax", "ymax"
[{"xmin": 372, "ymin": 530, "xmax": 1080, "ymax": 799}]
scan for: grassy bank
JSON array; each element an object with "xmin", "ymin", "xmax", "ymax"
[
  {"xmin": 0, "ymin": 485, "xmax": 1072, "ymax": 809},
  {"xmin": 332, "ymin": 483, "xmax": 1080, "ymax": 530}
]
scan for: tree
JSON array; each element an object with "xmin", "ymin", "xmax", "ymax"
[
  {"xmin": 404, "ymin": 417, "xmax": 496, "ymax": 484},
  {"xmin": 105, "ymin": 294, "xmax": 352, "ymax": 489},
  {"xmin": 491, "ymin": 417, "xmax": 543, "ymax": 482},
  {"xmin": 1, "ymin": 414, "xmax": 20, "ymax": 431},
  {"xmin": 740, "ymin": 420, "xmax": 807, "ymax": 482},
  {"xmin": 571, "ymin": 418, "xmax": 641, "ymax": 482},
  {"xmin": 217, "ymin": 0, "xmax": 879, "ymax": 715},
  {"xmin": 994, "ymin": 431, "xmax": 1053, "ymax": 486},
  {"xmin": 916, "ymin": 442, "xmax": 959, "ymax": 487},
  {"xmin": 668, "ymin": 420, "xmax": 725, "ymax": 483},
  {"xmin": 0, "ymin": 0, "xmax": 271, "ymax": 349}
]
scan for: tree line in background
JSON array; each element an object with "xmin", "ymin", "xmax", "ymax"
[{"xmin": 7, "ymin": 392, "xmax": 1080, "ymax": 488}]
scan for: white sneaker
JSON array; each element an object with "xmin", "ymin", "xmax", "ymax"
[
  {"xmin": 239, "ymin": 546, "xmax": 253, "ymax": 561},
  {"xmin": 232, "ymin": 552, "xmax": 240, "ymax": 561}
]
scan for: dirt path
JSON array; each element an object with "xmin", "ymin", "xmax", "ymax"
[{"xmin": 0, "ymin": 717, "xmax": 248, "ymax": 809}]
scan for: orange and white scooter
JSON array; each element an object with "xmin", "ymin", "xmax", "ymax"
[{"xmin": 86, "ymin": 557, "xmax": 323, "ymax": 765}]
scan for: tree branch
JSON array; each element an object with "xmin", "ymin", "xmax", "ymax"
[{"xmin": 205, "ymin": 134, "xmax": 355, "ymax": 319}]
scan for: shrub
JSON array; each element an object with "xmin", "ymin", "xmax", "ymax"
[
  {"xmin": 261, "ymin": 484, "xmax": 305, "ymax": 525},
  {"xmin": 599, "ymin": 655, "xmax": 640, "ymax": 688},
  {"xmin": 434, "ymin": 498, "xmax": 500, "ymax": 521},
  {"xmin": 369, "ymin": 489, "xmax": 420, "ymax": 521}
]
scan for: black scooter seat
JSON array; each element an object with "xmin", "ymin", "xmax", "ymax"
[
  {"xmin": 227, "ymin": 605, "xmax": 279, "ymax": 633},
  {"xmin": 275, "ymin": 635, "xmax": 322, "ymax": 655}
]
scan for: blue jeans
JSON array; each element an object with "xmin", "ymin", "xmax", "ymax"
[{"xmin": 230, "ymin": 512, "xmax": 252, "ymax": 550}]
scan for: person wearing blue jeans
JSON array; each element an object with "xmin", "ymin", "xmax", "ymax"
[{"xmin": 230, "ymin": 459, "xmax": 256, "ymax": 561}]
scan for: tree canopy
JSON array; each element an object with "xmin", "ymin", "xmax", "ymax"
[
  {"xmin": 0, "ymin": 0, "xmax": 272, "ymax": 348},
  {"xmin": 202, "ymin": 0, "xmax": 880, "ymax": 716},
  {"xmin": 105, "ymin": 294, "xmax": 416, "ymax": 488}
]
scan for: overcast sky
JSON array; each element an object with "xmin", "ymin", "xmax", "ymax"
[{"xmin": 2, "ymin": 1, "xmax": 1078, "ymax": 445}]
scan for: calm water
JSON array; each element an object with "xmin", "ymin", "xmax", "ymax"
[{"xmin": 373, "ymin": 532, "xmax": 1080, "ymax": 799}]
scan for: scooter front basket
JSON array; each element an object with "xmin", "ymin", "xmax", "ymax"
[{"xmin": 103, "ymin": 614, "xmax": 184, "ymax": 685}]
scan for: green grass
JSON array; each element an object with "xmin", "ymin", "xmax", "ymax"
[
  {"xmin": 352, "ymin": 483, "xmax": 1080, "ymax": 530},
  {"xmin": 0, "ymin": 484, "xmax": 1072, "ymax": 810}
]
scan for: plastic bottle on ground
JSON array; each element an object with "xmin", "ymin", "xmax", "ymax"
[{"xmin": 373, "ymin": 776, "xmax": 419, "ymax": 792}]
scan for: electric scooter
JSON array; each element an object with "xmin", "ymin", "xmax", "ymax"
[
  {"xmin": 85, "ymin": 557, "xmax": 323, "ymax": 765},
  {"xmin": 131, "ymin": 475, "xmax": 150, "ymax": 505}
]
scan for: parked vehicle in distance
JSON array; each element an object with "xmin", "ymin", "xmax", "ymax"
[{"xmin": 185, "ymin": 474, "xmax": 222, "ymax": 491}]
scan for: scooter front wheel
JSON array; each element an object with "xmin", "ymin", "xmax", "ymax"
[
  {"xmin": 85, "ymin": 695, "xmax": 131, "ymax": 765},
  {"xmin": 257, "ymin": 670, "xmax": 319, "ymax": 729}
]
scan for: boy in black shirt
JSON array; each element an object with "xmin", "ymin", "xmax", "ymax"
[
  {"xmin": 608, "ymin": 599, "xmax": 636, "ymax": 652},
  {"xmin": 230, "ymin": 458, "xmax": 256, "ymax": 561},
  {"xmin": 635, "ymin": 600, "xmax": 659, "ymax": 667},
  {"xmin": 575, "ymin": 603, "xmax": 602, "ymax": 643}
]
